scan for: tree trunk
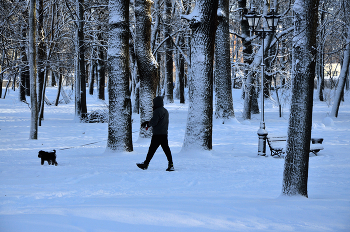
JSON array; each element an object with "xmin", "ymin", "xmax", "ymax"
[
  {"xmin": 97, "ymin": 34, "xmax": 106, "ymax": 100},
  {"xmin": 164, "ymin": 0, "xmax": 174, "ymax": 103},
  {"xmin": 182, "ymin": 0, "xmax": 218, "ymax": 150},
  {"xmin": 19, "ymin": 11, "xmax": 28, "ymax": 102},
  {"xmin": 89, "ymin": 55, "xmax": 95, "ymax": 95},
  {"xmin": 134, "ymin": 0, "xmax": 158, "ymax": 138},
  {"xmin": 37, "ymin": 0, "xmax": 45, "ymax": 122},
  {"xmin": 330, "ymin": 26, "xmax": 350, "ymax": 117},
  {"xmin": 318, "ymin": 4, "xmax": 325, "ymax": 101},
  {"xmin": 106, "ymin": 0, "xmax": 133, "ymax": 152},
  {"xmin": 29, "ymin": 0, "xmax": 38, "ymax": 139},
  {"xmin": 282, "ymin": 0, "xmax": 320, "ymax": 197},
  {"xmin": 214, "ymin": 0, "xmax": 234, "ymax": 122},
  {"xmin": 238, "ymin": 0, "xmax": 252, "ymax": 118},
  {"xmin": 55, "ymin": 71, "xmax": 63, "ymax": 106},
  {"xmin": 75, "ymin": 0, "xmax": 87, "ymax": 120},
  {"xmin": 178, "ymin": 35, "xmax": 185, "ymax": 103}
]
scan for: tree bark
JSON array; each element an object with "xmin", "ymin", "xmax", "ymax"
[
  {"xmin": 214, "ymin": 0, "xmax": 234, "ymax": 122},
  {"xmin": 106, "ymin": 0, "xmax": 133, "ymax": 152},
  {"xmin": 37, "ymin": 0, "xmax": 45, "ymax": 122},
  {"xmin": 282, "ymin": 0, "xmax": 320, "ymax": 197},
  {"xmin": 19, "ymin": 6, "xmax": 28, "ymax": 102},
  {"xmin": 29, "ymin": 0, "xmax": 38, "ymax": 139},
  {"xmin": 97, "ymin": 33, "xmax": 106, "ymax": 101},
  {"xmin": 75, "ymin": 0, "xmax": 87, "ymax": 120},
  {"xmin": 134, "ymin": 0, "xmax": 158, "ymax": 138},
  {"xmin": 182, "ymin": 0, "xmax": 218, "ymax": 150},
  {"xmin": 164, "ymin": 0, "xmax": 174, "ymax": 103}
]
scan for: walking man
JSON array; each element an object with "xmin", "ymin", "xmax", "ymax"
[{"xmin": 137, "ymin": 96, "xmax": 175, "ymax": 171}]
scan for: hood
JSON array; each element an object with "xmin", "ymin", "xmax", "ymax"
[{"xmin": 153, "ymin": 96, "xmax": 164, "ymax": 110}]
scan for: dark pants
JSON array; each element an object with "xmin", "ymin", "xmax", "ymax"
[{"xmin": 145, "ymin": 134, "xmax": 173, "ymax": 164}]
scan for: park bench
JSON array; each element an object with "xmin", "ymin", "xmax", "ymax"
[{"xmin": 267, "ymin": 136, "xmax": 324, "ymax": 157}]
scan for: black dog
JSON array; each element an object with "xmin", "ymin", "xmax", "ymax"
[{"xmin": 38, "ymin": 150, "xmax": 58, "ymax": 166}]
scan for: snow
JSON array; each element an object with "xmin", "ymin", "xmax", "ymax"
[{"xmin": 1, "ymin": 87, "xmax": 350, "ymax": 231}]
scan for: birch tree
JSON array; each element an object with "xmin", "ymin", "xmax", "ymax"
[
  {"xmin": 282, "ymin": 0, "xmax": 320, "ymax": 197},
  {"xmin": 182, "ymin": 0, "xmax": 218, "ymax": 150},
  {"xmin": 134, "ymin": 0, "xmax": 158, "ymax": 138},
  {"xmin": 215, "ymin": 0, "xmax": 234, "ymax": 122},
  {"xmin": 106, "ymin": 0, "xmax": 133, "ymax": 152}
]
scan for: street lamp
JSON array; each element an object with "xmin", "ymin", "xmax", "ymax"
[{"xmin": 244, "ymin": 8, "xmax": 281, "ymax": 156}]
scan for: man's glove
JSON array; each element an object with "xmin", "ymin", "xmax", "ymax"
[{"xmin": 141, "ymin": 121, "xmax": 150, "ymax": 128}]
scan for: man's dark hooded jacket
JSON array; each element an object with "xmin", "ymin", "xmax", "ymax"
[{"xmin": 149, "ymin": 96, "xmax": 169, "ymax": 135}]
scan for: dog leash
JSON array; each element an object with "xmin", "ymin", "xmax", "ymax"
[
  {"xmin": 57, "ymin": 130, "xmax": 140, "ymax": 151},
  {"xmin": 57, "ymin": 139, "xmax": 107, "ymax": 151}
]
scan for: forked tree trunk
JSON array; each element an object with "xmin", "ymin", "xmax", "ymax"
[
  {"xmin": 106, "ymin": 0, "xmax": 133, "ymax": 152},
  {"xmin": 282, "ymin": 0, "xmax": 320, "ymax": 197},
  {"xmin": 134, "ymin": 0, "xmax": 158, "ymax": 138},
  {"xmin": 182, "ymin": 0, "xmax": 218, "ymax": 150}
]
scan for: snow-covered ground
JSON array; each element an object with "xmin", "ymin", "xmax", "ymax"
[{"xmin": 0, "ymin": 87, "xmax": 349, "ymax": 232}]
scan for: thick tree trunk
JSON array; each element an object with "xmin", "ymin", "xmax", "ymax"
[
  {"xmin": 282, "ymin": 0, "xmax": 320, "ymax": 197},
  {"xmin": 182, "ymin": 0, "xmax": 218, "ymax": 150},
  {"xmin": 29, "ymin": 0, "xmax": 38, "ymax": 139},
  {"xmin": 214, "ymin": 0, "xmax": 234, "ymax": 122},
  {"xmin": 330, "ymin": 26, "xmax": 350, "ymax": 117},
  {"xmin": 106, "ymin": 0, "xmax": 133, "ymax": 152},
  {"xmin": 134, "ymin": 0, "xmax": 158, "ymax": 138}
]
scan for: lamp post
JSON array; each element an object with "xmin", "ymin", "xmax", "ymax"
[{"xmin": 244, "ymin": 8, "xmax": 280, "ymax": 156}]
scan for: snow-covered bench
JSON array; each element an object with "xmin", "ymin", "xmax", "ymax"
[
  {"xmin": 310, "ymin": 138, "xmax": 324, "ymax": 155},
  {"xmin": 267, "ymin": 136, "xmax": 287, "ymax": 157},
  {"xmin": 267, "ymin": 136, "xmax": 324, "ymax": 157}
]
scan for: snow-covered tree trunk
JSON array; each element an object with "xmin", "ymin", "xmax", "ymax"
[
  {"xmin": 214, "ymin": 0, "xmax": 234, "ymax": 122},
  {"xmin": 134, "ymin": 0, "xmax": 158, "ymax": 138},
  {"xmin": 106, "ymin": 0, "xmax": 133, "ymax": 152},
  {"xmin": 29, "ymin": 0, "xmax": 38, "ymax": 139},
  {"xmin": 182, "ymin": 0, "xmax": 218, "ymax": 150},
  {"xmin": 282, "ymin": 0, "xmax": 320, "ymax": 197},
  {"xmin": 330, "ymin": 26, "xmax": 350, "ymax": 117},
  {"xmin": 164, "ymin": 0, "xmax": 174, "ymax": 103},
  {"xmin": 239, "ymin": 0, "xmax": 257, "ymax": 120}
]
